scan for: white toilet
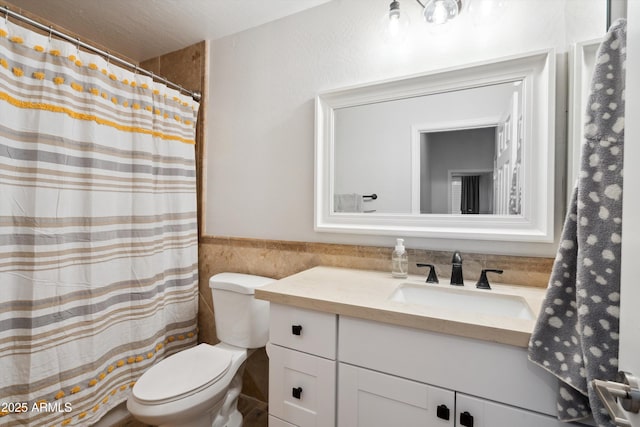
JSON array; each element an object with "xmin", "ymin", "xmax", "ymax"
[{"xmin": 127, "ymin": 272, "xmax": 273, "ymax": 427}]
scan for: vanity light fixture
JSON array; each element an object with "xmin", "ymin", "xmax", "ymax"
[
  {"xmin": 384, "ymin": 0, "xmax": 463, "ymax": 32},
  {"xmin": 421, "ymin": 0, "xmax": 462, "ymax": 25}
]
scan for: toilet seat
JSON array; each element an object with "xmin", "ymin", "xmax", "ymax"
[{"xmin": 133, "ymin": 344, "xmax": 232, "ymax": 405}]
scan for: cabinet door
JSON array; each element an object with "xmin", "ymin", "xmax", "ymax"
[
  {"xmin": 456, "ymin": 393, "xmax": 583, "ymax": 427},
  {"xmin": 269, "ymin": 344, "xmax": 336, "ymax": 427},
  {"xmin": 338, "ymin": 363, "xmax": 455, "ymax": 427}
]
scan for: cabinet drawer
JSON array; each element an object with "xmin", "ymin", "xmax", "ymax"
[
  {"xmin": 338, "ymin": 363, "xmax": 455, "ymax": 427},
  {"xmin": 270, "ymin": 303, "xmax": 337, "ymax": 359},
  {"xmin": 269, "ymin": 344, "xmax": 336, "ymax": 427}
]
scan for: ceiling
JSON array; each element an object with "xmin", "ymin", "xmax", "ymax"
[{"xmin": 10, "ymin": 0, "xmax": 332, "ymax": 62}]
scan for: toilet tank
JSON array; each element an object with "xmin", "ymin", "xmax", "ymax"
[{"xmin": 209, "ymin": 273, "xmax": 273, "ymax": 349}]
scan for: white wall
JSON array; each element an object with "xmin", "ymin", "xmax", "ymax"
[{"xmin": 205, "ymin": 0, "xmax": 605, "ymax": 256}]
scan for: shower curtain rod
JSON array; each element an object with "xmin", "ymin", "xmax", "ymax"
[{"xmin": 0, "ymin": 5, "xmax": 202, "ymax": 102}]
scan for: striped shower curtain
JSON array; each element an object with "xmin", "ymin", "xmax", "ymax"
[{"xmin": 0, "ymin": 19, "xmax": 199, "ymax": 427}]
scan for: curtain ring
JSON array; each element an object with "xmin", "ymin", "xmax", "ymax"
[
  {"xmin": 4, "ymin": 6, "xmax": 9, "ymax": 24},
  {"xmin": 76, "ymin": 37, "xmax": 80, "ymax": 54},
  {"xmin": 48, "ymin": 26, "xmax": 53, "ymax": 43},
  {"xmin": 106, "ymin": 52, "xmax": 110, "ymax": 67}
]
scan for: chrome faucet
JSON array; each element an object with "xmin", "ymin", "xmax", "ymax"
[{"xmin": 450, "ymin": 251, "xmax": 464, "ymax": 286}]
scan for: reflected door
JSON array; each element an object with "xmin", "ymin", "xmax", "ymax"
[{"xmin": 494, "ymin": 91, "xmax": 519, "ymax": 215}]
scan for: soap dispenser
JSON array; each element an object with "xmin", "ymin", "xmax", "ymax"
[{"xmin": 391, "ymin": 238, "xmax": 408, "ymax": 278}]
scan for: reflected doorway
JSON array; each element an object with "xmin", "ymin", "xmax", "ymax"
[{"xmin": 419, "ymin": 127, "xmax": 496, "ymax": 214}]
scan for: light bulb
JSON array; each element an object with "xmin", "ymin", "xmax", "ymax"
[
  {"xmin": 381, "ymin": 0, "xmax": 410, "ymax": 44},
  {"xmin": 423, "ymin": 0, "xmax": 460, "ymax": 25}
]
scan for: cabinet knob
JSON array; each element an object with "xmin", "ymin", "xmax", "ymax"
[
  {"xmin": 292, "ymin": 386, "xmax": 303, "ymax": 399},
  {"xmin": 291, "ymin": 324, "xmax": 303, "ymax": 336},
  {"xmin": 460, "ymin": 411, "xmax": 474, "ymax": 427},
  {"xmin": 436, "ymin": 404, "xmax": 450, "ymax": 420}
]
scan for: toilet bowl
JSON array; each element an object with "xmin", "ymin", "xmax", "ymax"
[{"xmin": 127, "ymin": 273, "xmax": 273, "ymax": 427}]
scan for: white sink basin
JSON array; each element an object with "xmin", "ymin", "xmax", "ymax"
[{"xmin": 389, "ymin": 283, "xmax": 535, "ymax": 320}]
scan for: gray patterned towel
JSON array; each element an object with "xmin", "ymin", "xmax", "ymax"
[{"xmin": 528, "ymin": 19, "xmax": 626, "ymax": 427}]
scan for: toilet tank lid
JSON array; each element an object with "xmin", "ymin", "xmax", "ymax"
[{"xmin": 209, "ymin": 272, "xmax": 275, "ymax": 294}]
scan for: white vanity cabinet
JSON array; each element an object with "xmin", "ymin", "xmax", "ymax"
[
  {"xmin": 267, "ymin": 303, "xmax": 337, "ymax": 427},
  {"xmin": 338, "ymin": 316, "xmax": 584, "ymax": 427},
  {"xmin": 266, "ymin": 300, "xmax": 586, "ymax": 427},
  {"xmin": 257, "ymin": 267, "xmax": 592, "ymax": 427}
]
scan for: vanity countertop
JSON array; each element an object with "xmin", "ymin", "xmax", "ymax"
[{"xmin": 255, "ymin": 266, "xmax": 547, "ymax": 348}]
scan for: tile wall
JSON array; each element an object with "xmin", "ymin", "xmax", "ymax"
[{"xmin": 140, "ymin": 41, "xmax": 207, "ymax": 237}]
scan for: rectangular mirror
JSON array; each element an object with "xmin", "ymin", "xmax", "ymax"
[{"xmin": 315, "ymin": 49, "xmax": 555, "ymax": 242}]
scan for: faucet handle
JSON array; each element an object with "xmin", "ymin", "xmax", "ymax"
[
  {"xmin": 416, "ymin": 263, "xmax": 439, "ymax": 284},
  {"xmin": 476, "ymin": 269, "xmax": 503, "ymax": 290}
]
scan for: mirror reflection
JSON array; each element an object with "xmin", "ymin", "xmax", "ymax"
[{"xmin": 333, "ymin": 80, "xmax": 523, "ymax": 216}]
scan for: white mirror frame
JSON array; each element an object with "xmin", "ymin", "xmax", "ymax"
[{"xmin": 315, "ymin": 49, "xmax": 556, "ymax": 242}]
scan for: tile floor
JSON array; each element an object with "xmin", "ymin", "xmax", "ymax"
[
  {"xmin": 119, "ymin": 394, "xmax": 267, "ymax": 427},
  {"xmin": 237, "ymin": 395, "xmax": 268, "ymax": 427}
]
